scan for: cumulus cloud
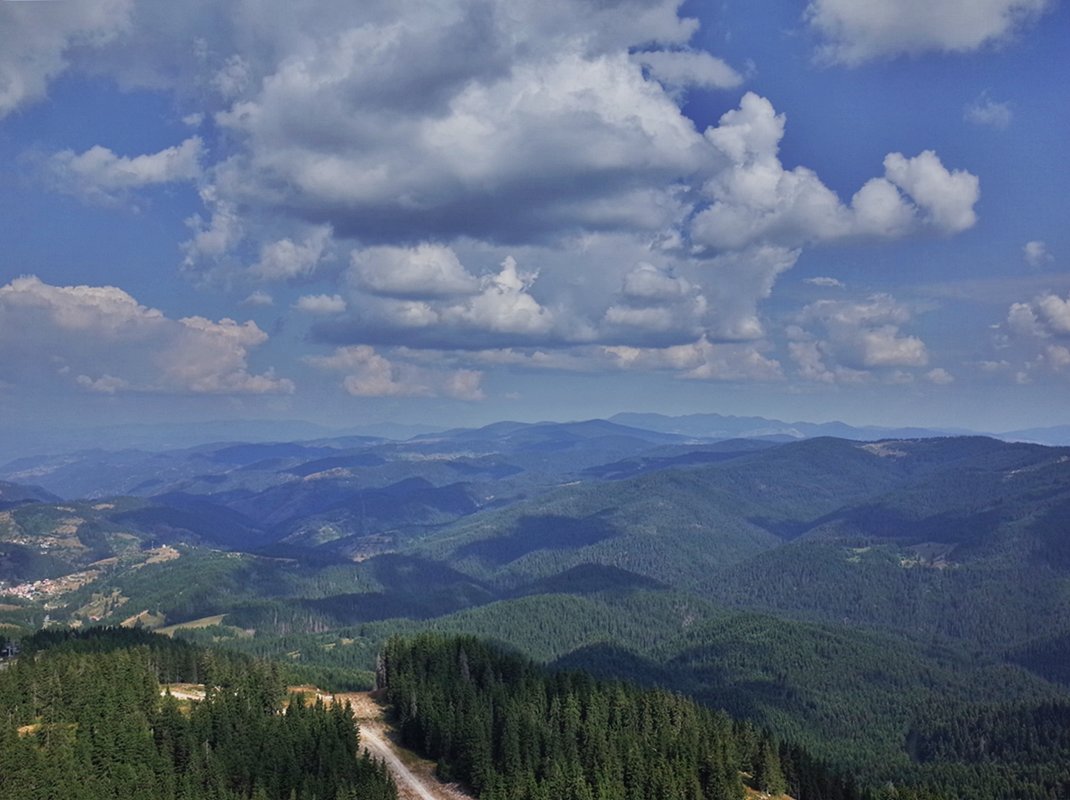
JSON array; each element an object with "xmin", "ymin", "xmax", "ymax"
[
  {"xmin": 604, "ymin": 338, "xmax": 783, "ymax": 381},
  {"xmin": 351, "ymin": 244, "xmax": 480, "ymax": 298},
  {"xmin": 634, "ymin": 49, "xmax": 743, "ymax": 90},
  {"xmin": 210, "ymin": 18, "xmax": 711, "ymax": 244},
  {"xmin": 1023, "ymin": 240, "xmax": 1053, "ymax": 267},
  {"xmin": 182, "ymin": 187, "xmax": 243, "ymax": 270},
  {"xmin": 0, "ymin": 0, "xmax": 133, "ymax": 117},
  {"xmin": 601, "ymin": 263, "xmax": 708, "ymax": 340},
  {"xmin": 294, "ymin": 294, "xmax": 347, "ymax": 315},
  {"xmin": 0, "ymin": 275, "xmax": 292, "ymax": 395},
  {"xmin": 46, "ymin": 137, "xmax": 203, "ymax": 204},
  {"xmin": 249, "ymin": 226, "xmax": 332, "ymax": 281},
  {"xmin": 1000, "ymin": 292, "xmax": 1070, "ymax": 378},
  {"xmin": 621, "ymin": 263, "xmax": 695, "ymax": 300},
  {"xmin": 1046, "ymin": 344, "xmax": 1070, "ymax": 371},
  {"xmin": 789, "ymin": 294, "xmax": 930, "ymax": 382},
  {"xmin": 702, "ymin": 246, "xmax": 800, "ymax": 341},
  {"xmin": 806, "ymin": 0, "xmax": 1053, "ymax": 64},
  {"xmin": 306, "ymin": 345, "xmax": 484, "ymax": 399},
  {"xmin": 690, "ymin": 94, "xmax": 979, "ymax": 252},
  {"xmin": 2, "ymin": 1, "xmax": 988, "ymax": 391},
  {"xmin": 926, "ymin": 367, "xmax": 955, "ymax": 384},
  {"xmin": 321, "ymin": 253, "xmax": 560, "ymax": 350},
  {"xmin": 1009, "ymin": 292, "xmax": 1070, "ymax": 338},
  {"xmin": 1007, "ymin": 300, "xmax": 1045, "ymax": 337},
  {"xmin": 882, "ymin": 151, "xmax": 979, "ymax": 234},
  {"xmin": 443, "ymin": 257, "xmax": 555, "ymax": 336}
]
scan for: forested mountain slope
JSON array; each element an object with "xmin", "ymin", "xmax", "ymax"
[
  {"xmin": 0, "ymin": 627, "xmax": 396, "ymax": 800},
  {"xmin": 3, "ymin": 429, "xmax": 1070, "ymax": 799}
]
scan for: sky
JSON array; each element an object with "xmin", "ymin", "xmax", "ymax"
[{"xmin": 0, "ymin": 0, "xmax": 1068, "ymax": 441}]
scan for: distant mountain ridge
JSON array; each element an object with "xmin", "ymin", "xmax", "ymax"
[
  {"xmin": 610, "ymin": 411, "xmax": 969, "ymax": 441},
  {"xmin": 612, "ymin": 411, "xmax": 1070, "ymax": 447},
  {"xmin": 0, "ymin": 480, "xmax": 60, "ymax": 510}
]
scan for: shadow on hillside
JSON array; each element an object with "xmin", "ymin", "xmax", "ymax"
[{"xmin": 455, "ymin": 514, "xmax": 622, "ymax": 566}]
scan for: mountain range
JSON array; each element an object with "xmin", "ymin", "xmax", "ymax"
[{"xmin": 2, "ymin": 414, "xmax": 1069, "ymax": 792}]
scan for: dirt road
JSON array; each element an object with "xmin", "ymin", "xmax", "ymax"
[
  {"xmin": 338, "ymin": 692, "xmax": 473, "ymax": 800},
  {"xmin": 158, "ymin": 684, "xmax": 468, "ymax": 800},
  {"xmin": 360, "ymin": 725, "xmax": 441, "ymax": 800}
]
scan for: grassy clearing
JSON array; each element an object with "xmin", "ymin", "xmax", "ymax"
[
  {"xmin": 156, "ymin": 614, "xmax": 227, "ymax": 636},
  {"xmin": 120, "ymin": 608, "xmax": 166, "ymax": 629}
]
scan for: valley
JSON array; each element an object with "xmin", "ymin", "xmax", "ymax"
[{"xmin": 2, "ymin": 416, "xmax": 1070, "ymax": 797}]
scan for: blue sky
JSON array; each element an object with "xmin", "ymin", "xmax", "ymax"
[{"xmin": 0, "ymin": 0, "xmax": 1067, "ymax": 439}]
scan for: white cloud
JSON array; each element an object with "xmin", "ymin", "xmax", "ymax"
[
  {"xmin": 848, "ymin": 176, "xmax": 917, "ymax": 238},
  {"xmin": 76, "ymin": 373, "xmax": 130, "ymax": 394},
  {"xmin": 211, "ymin": 29, "xmax": 710, "ymax": 244},
  {"xmin": 1008, "ymin": 292, "xmax": 1070, "ymax": 339},
  {"xmin": 0, "ymin": 0, "xmax": 133, "ymax": 117},
  {"xmin": 999, "ymin": 300, "xmax": 1070, "ymax": 378},
  {"xmin": 306, "ymin": 345, "xmax": 484, "ymax": 399},
  {"xmin": 1023, "ymin": 240, "xmax": 1053, "ymax": 267},
  {"xmin": 182, "ymin": 187, "xmax": 243, "ymax": 270},
  {"xmin": 294, "ymin": 294, "xmax": 347, "ymax": 315},
  {"xmin": 443, "ymin": 257, "xmax": 555, "ymax": 336},
  {"xmin": 163, "ymin": 315, "xmax": 291, "ymax": 394},
  {"xmin": 249, "ymin": 225, "xmax": 332, "ymax": 281},
  {"xmin": 211, "ymin": 54, "xmax": 251, "ymax": 98},
  {"xmin": 965, "ymin": 92, "xmax": 1013, "ymax": 129},
  {"xmin": 604, "ymin": 338, "xmax": 783, "ymax": 381},
  {"xmin": 791, "ymin": 294, "xmax": 929, "ymax": 382},
  {"xmin": 1036, "ymin": 293, "xmax": 1070, "ymax": 334},
  {"xmin": 788, "ymin": 339, "xmax": 838, "ymax": 383},
  {"xmin": 857, "ymin": 327, "xmax": 928, "ymax": 367},
  {"xmin": 1047, "ymin": 344, "xmax": 1070, "ymax": 371},
  {"xmin": 0, "ymin": 275, "xmax": 292, "ymax": 395},
  {"xmin": 621, "ymin": 263, "xmax": 695, "ymax": 300},
  {"xmin": 1007, "ymin": 301, "xmax": 1044, "ymax": 337},
  {"xmin": 46, "ymin": 137, "xmax": 203, "ymax": 204},
  {"xmin": 634, "ymin": 49, "xmax": 743, "ymax": 90},
  {"xmin": 805, "ymin": 276, "xmax": 845, "ymax": 288},
  {"xmin": 926, "ymin": 367, "xmax": 955, "ymax": 384},
  {"xmin": 690, "ymin": 94, "xmax": 979, "ymax": 252},
  {"xmin": 806, "ymin": 0, "xmax": 1053, "ymax": 64},
  {"xmin": 602, "ymin": 263, "xmax": 707, "ymax": 338},
  {"xmin": 242, "ymin": 290, "xmax": 274, "ymax": 307},
  {"xmin": 442, "ymin": 369, "xmax": 486, "ymax": 401},
  {"xmin": 702, "ymin": 246, "xmax": 801, "ymax": 341},
  {"xmin": 882, "ymin": 151, "xmax": 979, "ymax": 234},
  {"xmin": 351, "ymin": 244, "xmax": 480, "ymax": 298},
  {"xmin": 14, "ymin": 2, "xmax": 985, "ymax": 385}
]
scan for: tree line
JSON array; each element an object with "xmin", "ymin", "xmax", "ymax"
[
  {"xmin": 376, "ymin": 633, "xmax": 930, "ymax": 800},
  {"xmin": 0, "ymin": 627, "xmax": 396, "ymax": 800}
]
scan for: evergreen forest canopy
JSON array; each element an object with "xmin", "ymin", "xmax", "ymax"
[
  {"xmin": 3, "ymin": 419, "xmax": 1070, "ymax": 798},
  {"xmin": 379, "ymin": 633, "xmax": 854, "ymax": 800},
  {"xmin": 0, "ymin": 627, "xmax": 396, "ymax": 800}
]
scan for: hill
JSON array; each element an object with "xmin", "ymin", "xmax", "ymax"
[{"xmin": 3, "ymin": 427, "xmax": 1070, "ymax": 797}]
